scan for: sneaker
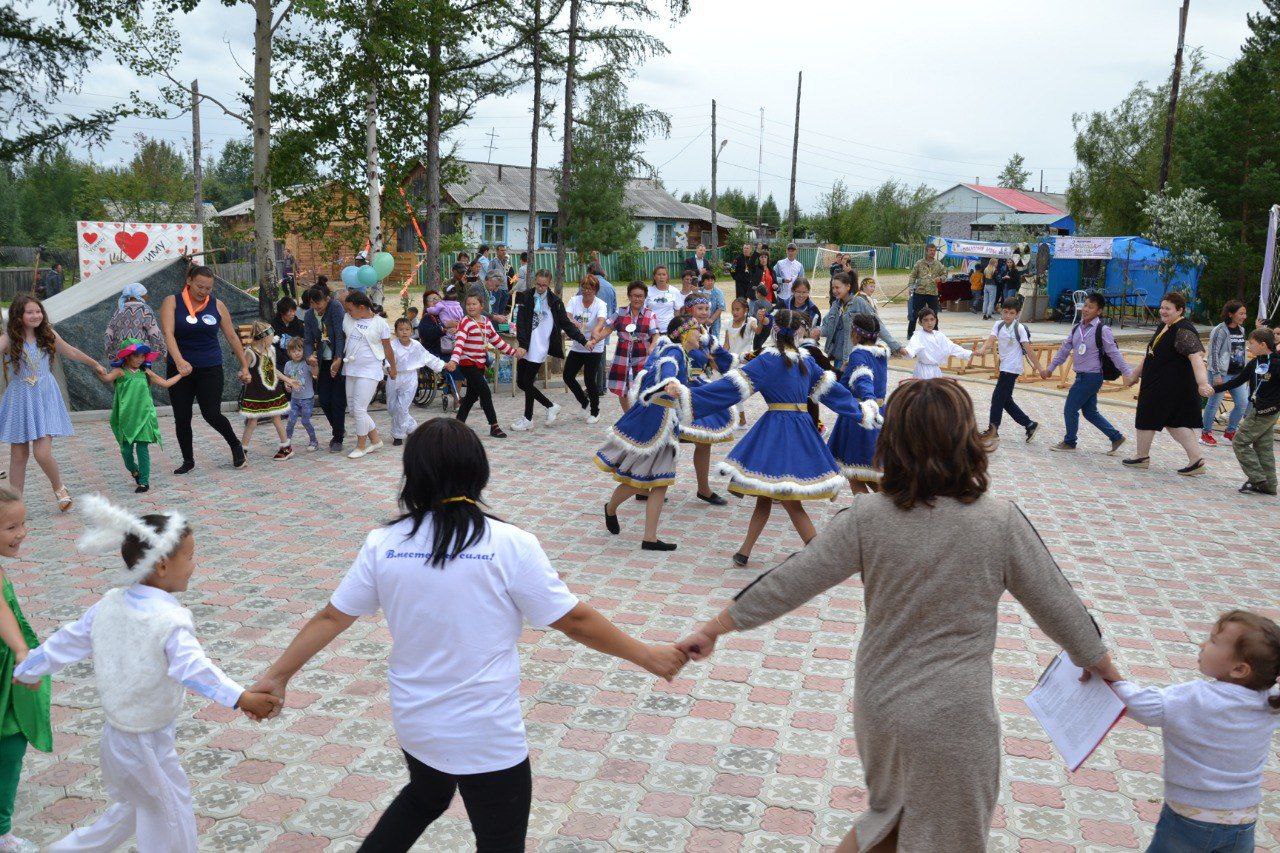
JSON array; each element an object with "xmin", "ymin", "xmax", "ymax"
[
  {"xmin": 134, "ymin": 483, "xmax": 150, "ymax": 494},
  {"xmin": 0, "ymin": 833, "xmax": 38, "ymax": 852},
  {"xmin": 511, "ymin": 417, "xmax": 532, "ymax": 431},
  {"xmin": 1024, "ymin": 422, "xmax": 1039, "ymax": 443},
  {"xmin": 1177, "ymin": 458, "xmax": 1207, "ymax": 476},
  {"xmin": 328, "ymin": 440, "xmax": 343, "ymax": 453},
  {"xmin": 587, "ymin": 413, "xmax": 601, "ymax": 424},
  {"xmin": 1222, "ymin": 430, "xmax": 1236, "ymax": 442},
  {"xmin": 273, "ymin": 445, "xmax": 294, "ymax": 461},
  {"xmin": 1199, "ymin": 431, "xmax": 1217, "ymax": 446},
  {"xmin": 366, "ymin": 440, "xmax": 384, "ymax": 454},
  {"xmin": 308, "ymin": 441, "xmax": 320, "ymax": 452},
  {"xmin": 545, "ymin": 402, "xmax": 561, "ymax": 425},
  {"xmin": 1107, "ymin": 436, "xmax": 1126, "ymax": 456},
  {"xmin": 1050, "ymin": 441, "xmax": 1076, "ymax": 452},
  {"xmin": 347, "ymin": 447, "xmax": 368, "ymax": 459},
  {"xmin": 979, "ymin": 426, "xmax": 1000, "ymax": 450},
  {"xmin": 392, "ymin": 438, "xmax": 404, "ymax": 446},
  {"xmin": 1239, "ymin": 481, "xmax": 1259, "ymax": 494}
]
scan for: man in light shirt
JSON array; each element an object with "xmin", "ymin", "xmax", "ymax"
[{"xmin": 773, "ymin": 242, "xmax": 805, "ymax": 304}]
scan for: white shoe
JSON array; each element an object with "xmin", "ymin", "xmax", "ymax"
[
  {"xmin": 511, "ymin": 417, "xmax": 532, "ymax": 431},
  {"xmin": 347, "ymin": 447, "xmax": 368, "ymax": 459},
  {"xmin": 545, "ymin": 402, "xmax": 561, "ymax": 425},
  {"xmin": 0, "ymin": 834, "xmax": 38, "ymax": 852},
  {"xmin": 587, "ymin": 413, "xmax": 600, "ymax": 424},
  {"xmin": 366, "ymin": 440, "xmax": 384, "ymax": 454}
]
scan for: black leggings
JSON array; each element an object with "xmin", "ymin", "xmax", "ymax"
[
  {"xmin": 166, "ymin": 361, "xmax": 242, "ymax": 465},
  {"xmin": 516, "ymin": 358, "xmax": 553, "ymax": 420},
  {"xmin": 359, "ymin": 753, "xmax": 531, "ymax": 852},
  {"xmin": 456, "ymin": 364, "xmax": 498, "ymax": 426},
  {"xmin": 563, "ymin": 351, "xmax": 603, "ymax": 415}
]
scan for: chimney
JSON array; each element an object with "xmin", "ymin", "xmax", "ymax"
[{"xmin": 498, "ymin": 164, "xmax": 503, "ymax": 182}]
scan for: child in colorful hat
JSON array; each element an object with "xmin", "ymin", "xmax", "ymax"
[{"xmin": 97, "ymin": 339, "xmax": 181, "ymax": 493}]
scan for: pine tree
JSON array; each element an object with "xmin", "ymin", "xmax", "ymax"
[{"xmin": 996, "ymin": 153, "xmax": 1031, "ymax": 190}]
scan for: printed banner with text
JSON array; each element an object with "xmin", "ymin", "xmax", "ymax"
[
  {"xmin": 76, "ymin": 221, "xmax": 204, "ymax": 281},
  {"xmin": 1054, "ymin": 236, "xmax": 1113, "ymax": 260}
]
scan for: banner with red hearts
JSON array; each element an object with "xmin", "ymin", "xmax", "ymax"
[{"xmin": 76, "ymin": 221, "xmax": 205, "ymax": 282}]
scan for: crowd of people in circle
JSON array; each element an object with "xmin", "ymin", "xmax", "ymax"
[{"xmin": 0, "ymin": 244, "xmax": 1274, "ymax": 851}]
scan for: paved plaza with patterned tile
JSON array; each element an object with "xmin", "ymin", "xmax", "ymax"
[{"xmin": 7, "ymin": 371, "xmax": 1279, "ymax": 851}]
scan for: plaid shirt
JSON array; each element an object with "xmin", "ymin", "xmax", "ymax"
[{"xmin": 606, "ymin": 307, "xmax": 658, "ymax": 396}]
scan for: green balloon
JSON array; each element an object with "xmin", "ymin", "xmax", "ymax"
[
  {"xmin": 372, "ymin": 251, "xmax": 396, "ymax": 279},
  {"xmin": 356, "ymin": 265, "xmax": 379, "ymax": 287}
]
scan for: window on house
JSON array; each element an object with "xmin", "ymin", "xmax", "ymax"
[
  {"xmin": 538, "ymin": 215, "xmax": 558, "ymax": 249},
  {"xmin": 482, "ymin": 213, "xmax": 507, "ymax": 245},
  {"xmin": 655, "ymin": 221, "xmax": 676, "ymax": 249}
]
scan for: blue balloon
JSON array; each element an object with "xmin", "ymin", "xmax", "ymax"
[
  {"xmin": 340, "ymin": 265, "xmax": 361, "ymax": 288},
  {"xmin": 356, "ymin": 265, "xmax": 379, "ymax": 287}
]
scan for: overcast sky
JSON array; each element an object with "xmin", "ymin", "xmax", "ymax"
[{"xmin": 53, "ymin": 0, "xmax": 1263, "ymax": 211}]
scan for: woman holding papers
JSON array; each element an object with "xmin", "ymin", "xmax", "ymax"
[{"xmin": 675, "ymin": 378, "xmax": 1119, "ymax": 853}]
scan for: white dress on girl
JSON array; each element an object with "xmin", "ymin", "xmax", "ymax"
[
  {"xmin": 15, "ymin": 585, "xmax": 245, "ymax": 853},
  {"xmin": 906, "ymin": 329, "xmax": 972, "ymax": 379},
  {"xmin": 386, "ymin": 338, "xmax": 446, "ymax": 440}
]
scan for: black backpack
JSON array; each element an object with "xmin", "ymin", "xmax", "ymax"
[{"xmin": 1073, "ymin": 320, "xmax": 1123, "ymax": 381}]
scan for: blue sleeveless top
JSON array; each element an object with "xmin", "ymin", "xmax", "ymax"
[{"xmin": 172, "ymin": 295, "xmax": 224, "ymax": 369}]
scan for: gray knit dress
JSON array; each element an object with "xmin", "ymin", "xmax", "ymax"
[{"xmin": 728, "ymin": 492, "xmax": 1107, "ymax": 852}]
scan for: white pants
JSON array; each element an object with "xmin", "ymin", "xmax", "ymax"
[
  {"xmin": 49, "ymin": 723, "xmax": 196, "ymax": 853},
  {"xmin": 387, "ymin": 374, "xmax": 419, "ymax": 439},
  {"xmin": 346, "ymin": 376, "xmax": 379, "ymax": 437}
]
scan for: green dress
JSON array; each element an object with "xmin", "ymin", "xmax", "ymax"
[
  {"xmin": 109, "ymin": 368, "xmax": 161, "ymax": 447},
  {"xmin": 0, "ymin": 577, "xmax": 52, "ymax": 752}
]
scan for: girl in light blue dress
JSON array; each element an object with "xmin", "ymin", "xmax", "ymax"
[{"xmin": 0, "ymin": 295, "xmax": 107, "ymax": 510}]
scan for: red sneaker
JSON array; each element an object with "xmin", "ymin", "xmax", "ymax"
[
  {"xmin": 1199, "ymin": 432, "xmax": 1217, "ymax": 446},
  {"xmin": 1222, "ymin": 430, "xmax": 1236, "ymax": 442}
]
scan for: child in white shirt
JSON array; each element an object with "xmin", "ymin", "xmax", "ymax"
[
  {"xmin": 387, "ymin": 317, "xmax": 446, "ymax": 446},
  {"xmin": 13, "ymin": 496, "xmax": 279, "ymax": 853},
  {"xmin": 975, "ymin": 299, "xmax": 1041, "ymax": 444},
  {"xmin": 905, "ymin": 308, "xmax": 971, "ymax": 380},
  {"xmin": 1113, "ymin": 610, "xmax": 1280, "ymax": 852},
  {"xmin": 723, "ymin": 299, "xmax": 757, "ymax": 428}
]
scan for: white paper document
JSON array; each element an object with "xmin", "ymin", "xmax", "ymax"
[{"xmin": 1025, "ymin": 651, "xmax": 1125, "ymax": 771}]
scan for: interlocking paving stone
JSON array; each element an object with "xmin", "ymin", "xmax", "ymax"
[{"xmin": 8, "ymin": 376, "xmax": 1278, "ymax": 850}]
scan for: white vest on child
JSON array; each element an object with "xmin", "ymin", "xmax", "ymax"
[{"xmin": 90, "ymin": 587, "xmax": 192, "ymax": 732}]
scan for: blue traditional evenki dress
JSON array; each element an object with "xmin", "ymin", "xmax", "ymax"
[
  {"xmin": 680, "ymin": 331, "xmax": 738, "ymax": 445},
  {"xmin": 0, "ymin": 342, "xmax": 74, "ymax": 444},
  {"xmin": 595, "ymin": 337, "xmax": 691, "ymax": 491},
  {"xmin": 688, "ymin": 346, "xmax": 859, "ymax": 500},
  {"xmin": 827, "ymin": 342, "xmax": 889, "ymax": 483}
]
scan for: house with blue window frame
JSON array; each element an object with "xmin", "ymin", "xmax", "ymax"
[{"xmin": 398, "ymin": 160, "xmax": 711, "ymax": 252}]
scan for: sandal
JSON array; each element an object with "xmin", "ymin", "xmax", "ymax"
[{"xmin": 54, "ymin": 488, "xmax": 72, "ymax": 512}]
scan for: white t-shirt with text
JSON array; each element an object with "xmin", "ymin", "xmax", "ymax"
[
  {"xmin": 991, "ymin": 320, "xmax": 1030, "ymax": 374},
  {"xmin": 566, "ymin": 295, "xmax": 608, "ymax": 354},
  {"xmin": 525, "ymin": 294, "xmax": 555, "ymax": 363},
  {"xmin": 331, "ymin": 517, "xmax": 579, "ymax": 774},
  {"xmin": 646, "ymin": 286, "xmax": 684, "ymax": 332}
]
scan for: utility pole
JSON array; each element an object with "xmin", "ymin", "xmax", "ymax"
[
  {"xmin": 485, "ymin": 127, "xmax": 498, "ymax": 163},
  {"xmin": 711, "ymin": 100, "xmax": 718, "ymax": 266},
  {"xmin": 756, "ymin": 107, "xmax": 764, "ymax": 228},
  {"xmin": 1158, "ymin": 0, "xmax": 1190, "ymax": 191},
  {"xmin": 1039, "ymin": 169, "xmax": 1044, "ymax": 193},
  {"xmin": 787, "ymin": 71, "xmax": 801, "ymax": 242},
  {"xmin": 191, "ymin": 79, "xmax": 203, "ymax": 227}
]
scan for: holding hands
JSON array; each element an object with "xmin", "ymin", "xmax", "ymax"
[
  {"xmin": 237, "ymin": 689, "xmax": 282, "ymax": 722},
  {"xmin": 641, "ymin": 644, "xmax": 689, "ymax": 681}
]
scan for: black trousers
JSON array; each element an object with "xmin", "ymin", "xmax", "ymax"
[
  {"xmin": 166, "ymin": 361, "xmax": 241, "ymax": 465},
  {"xmin": 359, "ymin": 753, "xmax": 531, "ymax": 853},
  {"xmin": 516, "ymin": 359, "xmax": 553, "ymax": 420},
  {"xmin": 906, "ymin": 293, "xmax": 941, "ymax": 338},
  {"xmin": 989, "ymin": 370, "xmax": 1032, "ymax": 429},
  {"xmin": 563, "ymin": 351, "xmax": 603, "ymax": 415},
  {"xmin": 315, "ymin": 359, "xmax": 347, "ymax": 443},
  {"xmin": 456, "ymin": 364, "xmax": 498, "ymax": 425}
]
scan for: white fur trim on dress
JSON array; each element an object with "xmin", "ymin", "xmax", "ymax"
[
  {"xmin": 761, "ymin": 342, "xmax": 802, "ymax": 364},
  {"xmin": 809, "ymin": 370, "xmax": 837, "ymax": 405},
  {"xmin": 852, "ymin": 342, "xmax": 890, "ymax": 359},
  {"xmin": 626, "ymin": 368, "xmax": 649, "ymax": 405},
  {"xmin": 845, "ymin": 366, "xmax": 874, "ymax": 388},
  {"xmin": 858, "ymin": 399, "xmax": 883, "ymax": 430},
  {"xmin": 725, "ymin": 368, "xmax": 754, "ymax": 403},
  {"xmin": 679, "ymin": 406, "xmax": 739, "ymax": 443},
  {"xmin": 839, "ymin": 463, "xmax": 883, "ymax": 484},
  {"xmin": 78, "ymin": 495, "xmax": 188, "ymax": 587},
  {"xmin": 717, "ymin": 461, "xmax": 845, "ymax": 499}
]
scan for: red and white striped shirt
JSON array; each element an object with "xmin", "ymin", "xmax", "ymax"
[{"xmin": 447, "ymin": 315, "xmax": 516, "ymax": 367}]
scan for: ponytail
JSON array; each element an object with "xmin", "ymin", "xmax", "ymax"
[{"xmin": 771, "ymin": 308, "xmax": 806, "ymax": 372}]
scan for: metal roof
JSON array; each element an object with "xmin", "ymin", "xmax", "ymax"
[
  {"xmin": 962, "ymin": 184, "xmax": 1064, "ymax": 215},
  {"xmin": 443, "ymin": 161, "xmax": 692, "ymax": 220},
  {"xmin": 972, "ymin": 212, "xmax": 1071, "ymax": 226}
]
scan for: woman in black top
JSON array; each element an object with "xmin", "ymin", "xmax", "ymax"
[
  {"xmin": 510, "ymin": 270, "xmax": 587, "ymax": 429},
  {"xmin": 1122, "ymin": 291, "xmax": 1214, "ymax": 475},
  {"xmin": 270, "ymin": 297, "xmax": 305, "ymax": 368}
]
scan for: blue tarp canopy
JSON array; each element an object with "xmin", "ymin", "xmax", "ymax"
[{"xmin": 1045, "ymin": 236, "xmax": 1201, "ymax": 309}]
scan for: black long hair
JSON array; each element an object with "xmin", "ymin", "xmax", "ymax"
[
  {"xmin": 770, "ymin": 308, "xmax": 806, "ymax": 372},
  {"xmin": 394, "ymin": 418, "xmax": 497, "ymax": 567}
]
